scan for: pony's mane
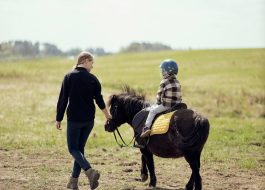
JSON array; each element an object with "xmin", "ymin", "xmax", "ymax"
[
  {"xmin": 121, "ymin": 85, "xmax": 146, "ymax": 100},
  {"xmin": 108, "ymin": 85, "xmax": 148, "ymax": 108}
]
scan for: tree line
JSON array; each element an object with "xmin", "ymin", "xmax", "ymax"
[
  {"xmin": 120, "ymin": 42, "xmax": 172, "ymax": 52},
  {"xmin": 0, "ymin": 41, "xmax": 109, "ymax": 59},
  {"xmin": 0, "ymin": 40, "xmax": 172, "ymax": 59}
]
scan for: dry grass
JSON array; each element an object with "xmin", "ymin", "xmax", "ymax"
[{"xmin": 0, "ymin": 49, "xmax": 264, "ymax": 189}]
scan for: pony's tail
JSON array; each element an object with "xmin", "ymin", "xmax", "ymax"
[
  {"xmin": 178, "ymin": 115, "xmax": 210, "ymax": 150},
  {"xmin": 195, "ymin": 116, "xmax": 210, "ymax": 146}
]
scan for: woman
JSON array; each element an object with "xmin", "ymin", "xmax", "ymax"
[{"xmin": 55, "ymin": 51, "xmax": 111, "ymax": 190}]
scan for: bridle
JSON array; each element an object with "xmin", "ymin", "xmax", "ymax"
[{"xmin": 109, "ymin": 104, "xmax": 144, "ymax": 149}]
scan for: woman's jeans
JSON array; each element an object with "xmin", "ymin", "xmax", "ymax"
[
  {"xmin": 145, "ymin": 104, "xmax": 170, "ymax": 128},
  {"xmin": 67, "ymin": 120, "xmax": 94, "ymax": 178}
]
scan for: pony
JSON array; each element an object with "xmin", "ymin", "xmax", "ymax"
[{"xmin": 104, "ymin": 86, "xmax": 210, "ymax": 190}]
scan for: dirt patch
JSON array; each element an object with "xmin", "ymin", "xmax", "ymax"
[{"xmin": 0, "ymin": 149, "xmax": 264, "ymax": 190}]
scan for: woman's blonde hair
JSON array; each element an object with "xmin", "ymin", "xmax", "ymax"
[{"xmin": 75, "ymin": 51, "xmax": 94, "ymax": 67}]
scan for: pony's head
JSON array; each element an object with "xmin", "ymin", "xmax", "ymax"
[
  {"xmin": 104, "ymin": 86, "xmax": 147, "ymax": 132},
  {"xmin": 104, "ymin": 94, "xmax": 127, "ymax": 132}
]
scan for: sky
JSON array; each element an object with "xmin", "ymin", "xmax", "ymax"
[{"xmin": 0, "ymin": 0, "xmax": 264, "ymax": 52}]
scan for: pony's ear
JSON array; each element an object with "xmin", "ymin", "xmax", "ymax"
[
  {"xmin": 108, "ymin": 94, "xmax": 117, "ymax": 106},
  {"xmin": 111, "ymin": 95, "xmax": 117, "ymax": 101}
]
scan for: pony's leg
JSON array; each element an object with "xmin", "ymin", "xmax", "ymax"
[
  {"xmin": 140, "ymin": 154, "xmax": 148, "ymax": 182},
  {"xmin": 184, "ymin": 152, "xmax": 202, "ymax": 190},
  {"xmin": 140, "ymin": 148, "xmax": 156, "ymax": 187},
  {"xmin": 185, "ymin": 173, "xmax": 194, "ymax": 190}
]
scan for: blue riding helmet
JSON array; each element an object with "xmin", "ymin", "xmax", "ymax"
[{"xmin": 160, "ymin": 59, "xmax": 178, "ymax": 76}]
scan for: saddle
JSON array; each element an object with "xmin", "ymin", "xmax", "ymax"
[{"xmin": 132, "ymin": 103, "xmax": 187, "ymax": 136}]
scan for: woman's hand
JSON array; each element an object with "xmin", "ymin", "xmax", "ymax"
[
  {"xmin": 55, "ymin": 121, "xmax": 62, "ymax": 130},
  {"xmin": 102, "ymin": 108, "xmax": 112, "ymax": 120},
  {"xmin": 106, "ymin": 113, "xmax": 112, "ymax": 120}
]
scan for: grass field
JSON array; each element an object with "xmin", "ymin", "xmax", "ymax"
[{"xmin": 0, "ymin": 48, "xmax": 264, "ymax": 189}]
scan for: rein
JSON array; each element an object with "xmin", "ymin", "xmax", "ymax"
[{"xmin": 113, "ymin": 128, "xmax": 144, "ymax": 149}]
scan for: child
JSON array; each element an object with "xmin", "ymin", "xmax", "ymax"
[{"xmin": 140, "ymin": 59, "xmax": 182, "ymax": 138}]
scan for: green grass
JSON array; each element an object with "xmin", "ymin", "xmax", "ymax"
[{"xmin": 0, "ymin": 48, "xmax": 264, "ymax": 173}]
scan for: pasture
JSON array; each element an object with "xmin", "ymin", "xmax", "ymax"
[{"xmin": 0, "ymin": 48, "xmax": 264, "ymax": 189}]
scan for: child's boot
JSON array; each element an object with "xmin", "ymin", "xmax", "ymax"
[{"xmin": 140, "ymin": 126, "xmax": 151, "ymax": 138}]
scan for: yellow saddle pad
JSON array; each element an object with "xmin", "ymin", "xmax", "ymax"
[{"xmin": 150, "ymin": 111, "xmax": 175, "ymax": 136}]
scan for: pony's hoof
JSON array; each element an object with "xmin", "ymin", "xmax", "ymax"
[
  {"xmin": 184, "ymin": 186, "xmax": 193, "ymax": 190},
  {"xmin": 149, "ymin": 184, "xmax": 156, "ymax": 188},
  {"xmin": 140, "ymin": 174, "xmax": 148, "ymax": 182},
  {"xmin": 149, "ymin": 181, "xmax": 156, "ymax": 188}
]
